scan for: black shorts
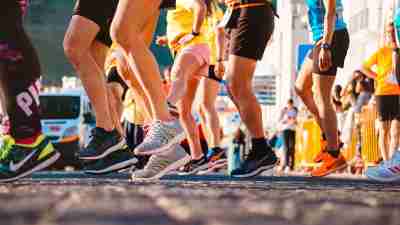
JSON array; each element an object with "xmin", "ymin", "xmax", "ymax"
[
  {"xmin": 376, "ymin": 95, "xmax": 400, "ymax": 121},
  {"xmin": 208, "ymin": 65, "xmax": 222, "ymax": 83},
  {"xmin": 73, "ymin": 0, "xmax": 119, "ymax": 47},
  {"xmin": 73, "ymin": 0, "xmax": 175, "ymax": 47},
  {"xmin": 107, "ymin": 67, "xmax": 129, "ymax": 101},
  {"xmin": 308, "ymin": 29, "xmax": 350, "ymax": 76},
  {"xmin": 226, "ymin": 4, "xmax": 275, "ymax": 61}
]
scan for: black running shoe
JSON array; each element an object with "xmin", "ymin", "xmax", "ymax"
[
  {"xmin": 79, "ymin": 127, "xmax": 126, "ymax": 160},
  {"xmin": 0, "ymin": 135, "xmax": 60, "ymax": 182},
  {"xmin": 231, "ymin": 147, "xmax": 277, "ymax": 178},
  {"xmin": 84, "ymin": 146, "xmax": 138, "ymax": 175},
  {"xmin": 178, "ymin": 155, "xmax": 209, "ymax": 175}
]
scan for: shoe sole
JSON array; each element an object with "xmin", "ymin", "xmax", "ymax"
[
  {"xmin": 232, "ymin": 164, "xmax": 275, "ymax": 178},
  {"xmin": 79, "ymin": 139, "xmax": 127, "ymax": 160},
  {"xmin": 84, "ymin": 157, "xmax": 139, "ymax": 175},
  {"xmin": 132, "ymin": 154, "xmax": 191, "ymax": 181},
  {"xmin": 177, "ymin": 163, "xmax": 210, "ymax": 176},
  {"xmin": 366, "ymin": 173, "xmax": 400, "ymax": 182},
  {"xmin": 311, "ymin": 162, "xmax": 348, "ymax": 177},
  {"xmin": 0, "ymin": 152, "xmax": 61, "ymax": 183},
  {"xmin": 134, "ymin": 132, "xmax": 186, "ymax": 156}
]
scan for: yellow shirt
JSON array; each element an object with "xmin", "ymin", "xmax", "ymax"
[
  {"xmin": 205, "ymin": 3, "xmax": 224, "ymax": 65},
  {"xmin": 363, "ymin": 46, "xmax": 400, "ymax": 96},
  {"xmin": 123, "ymin": 90, "xmax": 147, "ymax": 125},
  {"xmin": 166, "ymin": 0, "xmax": 207, "ymax": 52}
]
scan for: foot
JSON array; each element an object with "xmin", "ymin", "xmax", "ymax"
[
  {"xmin": 131, "ymin": 144, "xmax": 190, "ymax": 180},
  {"xmin": 366, "ymin": 151, "xmax": 400, "ymax": 182},
  {"xmin": 134, "ymin": 120, "xmax": 185, "ymax": 155},
  {"xmin": 178, "ymin": 155, "xmax": 208, "ymax": 175},
  {"xmin": 0, "ymin": 135, "xmax": 60, "ymax": 182},
  {"xmin": 311, "ymin": 152, "xmax": 347, "ymax": 177},
  {"xmin": 231, "ymin": 147, "xmax": 277, "ymax": 178},
  {"xmin": 83, "ymin": 146, "xmax": 138, "ymax": 175},
  {"xmin": 207, "ymin": 148, "xmax": 226, "ymax": 164},
  {"xmin": 79, "ymin": 127, "xmax": 126, "ymax": 160}
]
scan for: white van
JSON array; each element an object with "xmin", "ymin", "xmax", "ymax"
[{"xmin": 40, "ymin": 89, "xmax": 95, "ymax": 156}]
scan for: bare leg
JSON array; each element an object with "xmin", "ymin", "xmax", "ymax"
[
  {"xmin": 198, "ymin": 78, "xmax": 221, "ymax": 148},
  {"xmin": 225, "ymin": 55, "xmax": 263, "ymax": 138},
  {"xmin": 312, "ymin": 74, "xmax": 338, "ymax": 151},
  {"xmin": 295, "ymin": 58, "xmax": 322, "ymax": 128},
  {"xmin": 110, "ymin": 0, "xmax": 173, "ymax": 121},
  {"xmin": 389, "ymin": 119, "xmax": 400, "ymax": 158},
  {"xmin": 378, "ymin": 121, "xmax": 390, "ymax": 161},
  {"xmin": 64, "ymin": 16, "xmax": 113, "ymax": 130},
  {"xmin": 177, "ymin": 79, "xmax": 202, "ymax": 159}
]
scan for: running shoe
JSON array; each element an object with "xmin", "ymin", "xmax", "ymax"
[
  {"xmin": 84, "ymin": 146, "xmax": 138, "ymax": 175},
  {"xmin": 207, "ymin": 148, "xmax": 226, "ymax": 163},
  {"xmin": 79, "ymin": 127, "xmax": 126, "ymax": 160},
  {"xmin": 366, "ymin": 151, "xmax": 400, "ymax": 182},
  {"xmin": 178, "ymin": 155, "xmax": 208, "ymax": 175},
  {"xmin": 311, "ymin": 152, "xmax": 347, "ymax": 177},
  {"xmin": 132, "ymin": 144, "xmax": 190, "ymax": 180},
  {"xmin": 0, "ymin": 135, "xmax": 60, "ymax": 182},
  {"xmin": 134, "ymin": 120, "xmax": 185, "ymax": 155},
  {"xmin": 230, "ymin": 147, "xmax": 277, "ymax": 178}
]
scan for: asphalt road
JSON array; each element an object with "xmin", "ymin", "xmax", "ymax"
[{"xmin": 0, "ymin": 172, "xmax": 399, "ymax": 225}]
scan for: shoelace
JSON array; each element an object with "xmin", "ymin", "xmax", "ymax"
[{"xmin": 145, "ymin": 121, "xmax": 170, "ymax": 144}]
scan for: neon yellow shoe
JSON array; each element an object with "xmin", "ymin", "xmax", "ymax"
[{"xmin": 0, "ymin": 134, "xmax": 60, "ymax": 182}]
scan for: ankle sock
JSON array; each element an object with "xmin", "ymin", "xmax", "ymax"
[{"xmin": 251, "ymin": 138, "xmax": 270, "ymax": 157}]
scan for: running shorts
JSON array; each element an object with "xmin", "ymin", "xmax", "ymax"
[
  {"xmin": 225, "ymin": 1, "xmax": 275, "ymax": 61},
  {"xmin": 73, "ymin": 0, "xmax": 176, "ymax": 46},
  {"xmin": 375, "ymin": 95, "xmax": 400, "ymax": 121},
  {"xmin": 308, "ymin": 29, "xmax": 350, "ymax": 76}
]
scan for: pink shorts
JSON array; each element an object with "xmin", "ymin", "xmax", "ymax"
[{"xmin": 177, "ymin": 43, "xmax": 210, "ymax": 76}]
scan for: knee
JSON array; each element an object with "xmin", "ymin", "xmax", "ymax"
[
  {"xmin": 63, "ymin": 38, "xmax": 85, "ymax": 67},
  {"xmin": 110, "ymin": 23, "xmax": 139, "ymax": 50},
  {"xmin": 226, "ymin": 78, "xmax": 246, "ymax": 101}
]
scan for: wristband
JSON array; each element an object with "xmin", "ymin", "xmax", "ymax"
[
  {"xmin": 191, "ymin": 31, "xmax": 200, "ymax": 36},
  {"xmin": 321, "ymin": 43, "xmax": 331, "ymax": 50}
]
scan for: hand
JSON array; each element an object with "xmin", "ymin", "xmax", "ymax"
[
  {"xmin": 214, "ymin": 61, "xmax": 225, "ymax": 78},
  {"xmin": 318, "ymin": 48, "xmax": 333, "ymax": 72},
  {"xmin": 177, "ymin": 33, "xmax": 196, "ymax": 47},
  {"xmin": 156, "ymin": 36, "xmax": 168, "ymax": 47}
]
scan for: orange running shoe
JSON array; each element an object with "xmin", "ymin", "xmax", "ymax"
[
  {"xmin": 311, "ymin": 152, "xmax": 347, "ymax": 177},
  {"xmin": 313, "ymin": 139, "xmax": 328, "ymax": 163}
]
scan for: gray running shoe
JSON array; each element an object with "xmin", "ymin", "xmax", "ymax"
[
  {"xmin": 134, "ymin": 120, "xmax": 185, "ymax": 155},
  {"xmin": 131, "ymin": 145, "xmax": 190, "ymax": 180}
]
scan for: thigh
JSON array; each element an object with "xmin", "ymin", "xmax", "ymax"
[
  {"xmin": 229, "ymin": 5, "xmax": 275, "ymax": 61},
  {"xmin": 226, "ymin": 54, "xmax": 257, "ymax": 88},
  {"xmin": 64, "ymin": 15, "xmax": 100, "ymax": 52},
  {"xmin": 295, "ymin": 58, "xmax": 314, "ymax": 90},
  {"xmin": 172, "ymin": 51, "xmax": 204, "ymax": 81},
  {"xmin": 112, "ymin": 0, "xmax": 161, "ymax": 36},
  {"xmin": 72, "ymin": 0, "xmax": 118, "ymax": 46}
]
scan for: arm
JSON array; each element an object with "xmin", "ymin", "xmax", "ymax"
[
  {"xmin": 361, "ymin": 50, "xmax": 379, "ymax": 79},
  {"xmin": 318, "ymin": 0, "xmax": 336, "ymax": 71},
  {"xmin": 322, "ymin": 0, "xmax": 336, "ymax": 45},
  {"xmin": 214, "ymin": 24, "xmax": 226, "ymax": 77},
  {"xmin": 191, "ymin": 0, "xmax": 207, "ymax": 34}
]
